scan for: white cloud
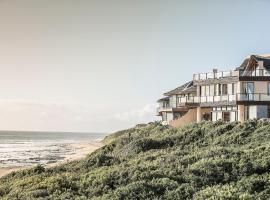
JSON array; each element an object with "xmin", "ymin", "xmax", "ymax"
[
  {"xmin": 113, "ymin": 104, "xmax": 157, "ymax": 121},
  {"xmin": 0, "ymin": 99, "xmax": 158, "ymax": 133}
]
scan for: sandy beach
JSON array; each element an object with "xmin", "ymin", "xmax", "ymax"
[{"xmin": 0, "ymin": 141, "xmax": 102, "ymax": 178}]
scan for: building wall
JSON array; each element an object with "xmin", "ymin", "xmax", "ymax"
[
  {"xmin": 167, "ymin": 113, "xmax": 174, "ymax": 121},
  {"xmin": 239, "ymin": 81, "xmax": 268, "ymax": 93},
  {"xmin": 161, "ymin": 112, "xmax": 167, "ymax": 121},
  {"xmin": 230, "ymin": 111, "xmax": 236, "ymax": 122},
  {"xmin": 169, "ymin": 108, "xmax": 197, "ymax": 127},
  {"xmin": 249, "ymin": 106, "xmax": 257, "ymax": 119},
  {"xmin": 255, "ymin": 82, "xmax": 267, "ymax": 93}
]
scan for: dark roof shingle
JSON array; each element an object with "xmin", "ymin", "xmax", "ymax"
[
  {"xmin": 164, "ymin": 81, "xmax": 196, "ymax": 96},
  {"xmin": 236, "ymin": 55, "xmax": 270, "ymax": 70}
]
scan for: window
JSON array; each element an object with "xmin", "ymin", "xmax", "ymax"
[
  {"xmin": 203, "ymin": 113, "xmax": 211, "ymax": 121},
  {"xmin": 218, "ymin": 84, "xmax": 222, "ymax": 95},
  {"xmin": 243, "ymin": 82, "xmax": 254, "ymax": 94},
  {"xmin": 222, "ymin": 84, "xmax": 228, "ymax": 95},
  {"xmin": 232, "ymin": 83, "xmax": 235, "ymax": 95},
  {"xmin": 247, "ymin": 82, "xmax": 254, "ymax": 94},
  {"xmin": 223, "ymin": 112, "xmax": 230, "ymax": 122},
  {"xmin": 268, "ymin": 82, "xmax": 270, "ymax": 95}
]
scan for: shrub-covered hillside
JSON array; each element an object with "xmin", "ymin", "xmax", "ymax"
[{"xmin": 1, "ymin": 121, "xmax": 270, "ymax": 199}]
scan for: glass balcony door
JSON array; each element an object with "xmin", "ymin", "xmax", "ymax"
[{"xmin": 247, "ymin": 82, "xmax": 254, "ymax": 100}]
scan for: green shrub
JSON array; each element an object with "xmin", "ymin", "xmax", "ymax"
[{"xmin": 1, "ymin": 121, "xmax": 270, "ymax": 199}]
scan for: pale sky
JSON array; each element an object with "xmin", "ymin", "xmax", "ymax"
[{"xmin": 0, "ymin": 0, "xmax": 270, "ymax": 132}]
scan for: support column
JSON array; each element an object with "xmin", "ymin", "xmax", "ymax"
[
  {"xmin": 197, "ymin": 107, "xmax": 202, "ymax": 122},
  {"xmin": 238, "ymin": 105, "xmax": 245, "ymax": 122}
]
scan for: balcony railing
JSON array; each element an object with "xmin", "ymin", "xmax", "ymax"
[
  {"xmin": 193, "ymin": 69, "xmax": 270, "ymax": 80},
  {"xmin": 237, "ymin": 93, "xmax": 270, "ymax": 101},
  {"xmin": 158, "ymin": 94, "xmax": 270, "ymax": 113},
  {"xmin": 156, "ymin": 106, "xmax": 172, "ymax": 114},
  {"xmin": 179, "ymin": 93, "xmax": 270, "ymax": 104},
  {"xmin": 239, "ymin": 69, "xmax": 270, "ymax": 77},
  {"xmin": 178, "ymin": 94, "xmax": 236, "ymax": 104},
  {"xmin": 193, "ymin": 70, "xmax": 239, "ymax": 81}
]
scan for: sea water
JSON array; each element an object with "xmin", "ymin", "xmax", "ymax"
[{"xmin": 0, "ymin": 131, "xmax": 108, "ymax": 167}]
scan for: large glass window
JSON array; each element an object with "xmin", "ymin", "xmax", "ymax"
[{"xmin": 222, "ymin": 84, "xmax": 228, "ymax": 95}]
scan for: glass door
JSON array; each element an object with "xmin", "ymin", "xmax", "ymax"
[{"xmin": 247, "ymin": 82, "xmax": 254, "ymax": 100}]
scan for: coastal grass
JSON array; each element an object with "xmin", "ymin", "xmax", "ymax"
[{"xmin": 1, "ymin": 120, "xmax": 270, "ymax": 199}]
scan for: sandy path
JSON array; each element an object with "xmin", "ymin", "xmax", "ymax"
[{"xmin": 0, "ymin": 141, "xmax": 103, "ymax": 178}]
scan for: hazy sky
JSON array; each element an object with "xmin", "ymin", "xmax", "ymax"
[{"xmin": 0, "ymin": 0, "xmax": 270, "ymax": 132}]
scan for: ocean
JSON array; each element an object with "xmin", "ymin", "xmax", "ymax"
[{"xmin": 0, "ymin": 131, "xmax": 108, "ymax": 168}]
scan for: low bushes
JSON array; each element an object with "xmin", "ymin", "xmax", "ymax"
[{"xmin": 1, "ymin": 120, "xmax": 270, "ymax": 199}]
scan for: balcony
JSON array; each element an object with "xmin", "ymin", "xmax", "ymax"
[
  {"xmin": 237, "ymin": 93, "xmax": 270, "ymax": 102},
  {"xmin": 179, "ymin": 95, "xmax": 236, "ymax": 104},
  {"xmin": 239, "ymin": 69, "xmax": 270, "ymax": 77},
  {"xmin": 156, "ymin": 106, "xmax": 172, "ymax": 115},
  {"xmin": 179, "ymin": 93, "xmax": 270, "ymax": 105},
  {"xmin": 158, "ymin": 93, "xmax": 270, "ymax": 114},
  {"xmin": 193, "ymin": 70, "xmax": 239, "ymax": 81}
]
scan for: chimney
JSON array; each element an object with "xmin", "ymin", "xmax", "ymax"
[
  {"xmin": 213, "ymin": 68, "xmax": 218, "ymax": 78},
  {"xmin": 213, "ymin": 68, "xmax": 218, "ymax": 73}
]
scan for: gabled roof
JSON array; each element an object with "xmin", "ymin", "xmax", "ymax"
[
  {"xmin": 236, "ymin": 54, "xmax": 270, "ymax": 70},
  {"xmin": 164, "ymin": 81, "xmax": 196, "ymax": 96},
  {"xmin": 251, "ymin": 55, "xmax": 270, "ymax": 69},
  {"xmin": 157, "ymin": 97, "xmax": 169, "ymax": 102},
  {"xmin": 236, "ymin": 58, "xmax": 249, "ymax": 70}
]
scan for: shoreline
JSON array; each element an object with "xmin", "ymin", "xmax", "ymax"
[{"xmin": 0, "ymin": 141, "xmax": 103, "ymax": 178}]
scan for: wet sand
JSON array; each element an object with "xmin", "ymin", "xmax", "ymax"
[{"xmin": 0, "ymin": 141, "xmax": 102, "ymax": 178}]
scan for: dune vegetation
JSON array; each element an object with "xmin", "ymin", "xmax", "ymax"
[{"xmin": 1, "ymin": 120, "xmax": 270, "ymax": 199}]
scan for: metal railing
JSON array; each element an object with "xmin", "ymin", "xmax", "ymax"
[
  {"xmin": 178, "ymin": 94, "xmax": 236, "ymax": 104},
  {"xmin": 237, "ymin": 93, "xmax": 270, "ymax": 101},
  {"xmin": 193, "ymin": 69, "xmax": 270, "ymax": 80},
  {"xmin": 156, "ymin": 106, "xmax": 172, "ymax": 114},
  {"xmin": 159, "ymin": 94, "xmax": 270, "ymax": 112},
  {"xmin": 179, "ymin": 93, "xmax": 270, "ymax": 103},
  {"xmin": 193, "ymin": 70, "xmax": 238, "ymax": 80},
  {"xmin": 239, "ymin": 69, "xmax": 270, "ymax": 77}
]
